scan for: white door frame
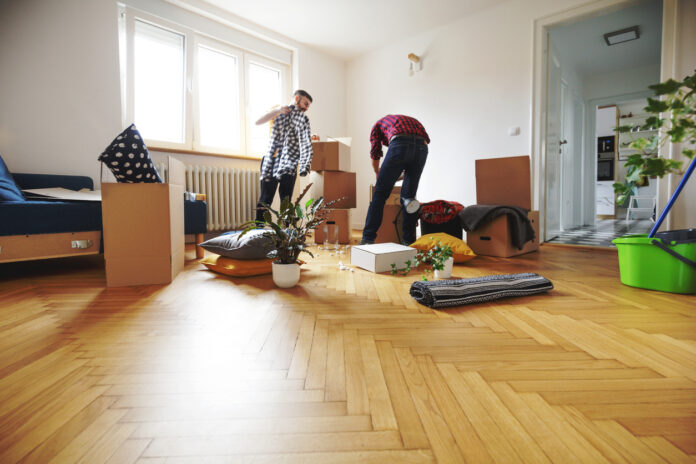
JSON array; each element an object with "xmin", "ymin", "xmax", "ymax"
[{"xmin": 531, "ymin": 0, "xmax": 680, "ymax": 240}]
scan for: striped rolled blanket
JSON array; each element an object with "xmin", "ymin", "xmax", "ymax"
[{"xmin": 409, "ymin": 273, "xmax": 553, "ymax": 308}]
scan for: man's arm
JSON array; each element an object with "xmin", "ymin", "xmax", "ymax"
[
  {"xmin": 255, "ymin": 106, "xmax": 291, "ymax": 125},
  {"xmin": 372, "ymin": 158, "xmax": 380, "ymax": 178}
]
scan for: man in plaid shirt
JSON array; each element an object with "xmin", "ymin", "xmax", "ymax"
[
  {"xmin": 361, "ymin": 114, "xmax": 430, "ymax": 245},
  {"xmin": 255, "ymin": 90, "xmax": 314, "ymax": 224}
]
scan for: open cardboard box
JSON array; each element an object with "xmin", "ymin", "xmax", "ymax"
[
  {"xmin": 101, "ymin": 156, "xmax": 185, "ymax": 286},
  {"xmin": 466, "ymin": 155, "xmax": 539, "ymax": 257}
]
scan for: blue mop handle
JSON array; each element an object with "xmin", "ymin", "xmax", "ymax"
[{"xmin": 649, "ymin": 156, "xmax": 696, "ymax": 238}]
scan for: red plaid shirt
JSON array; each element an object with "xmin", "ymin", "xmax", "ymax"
[{"xmin": 369, "ymin": 115, "xmax": 429, "ymax": 160}]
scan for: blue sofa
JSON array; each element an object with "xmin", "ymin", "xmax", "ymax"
[{"xmin": 0, "ymin": 173, "xmax": 207, "ymax": 263}]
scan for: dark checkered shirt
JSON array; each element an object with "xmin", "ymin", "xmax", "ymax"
[
  {"xmin": 369, "ymin": 115, "xmax": 430, "ymax": 160},
  {"xmin": 260, "ymin": 107, "xmax": 313, "ymax": 181}
]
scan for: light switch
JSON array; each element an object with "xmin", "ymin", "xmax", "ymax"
[{"xmin": 508, "ymin": 126, "xmax": 521, "ymax": 136}]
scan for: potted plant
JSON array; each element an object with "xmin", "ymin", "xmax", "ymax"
[
  {"xmin": 241, "ymin": 184, "xmax": 331, "ymax": 288},
  {"xmin": 391, "ymin": 238, "xmax": 454, "ymax": 279},
  {"xmin": 613, "ymin": 71, "xmax": 695, "ymax": 207}
]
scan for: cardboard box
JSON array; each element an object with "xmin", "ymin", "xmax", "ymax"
[
  {"xmin": 475, "ymin": 155, "xmax": 531, "ymax": 209},
  {"xmin": 374, "ymin": 204, "xmax": 402, "ymax": 244},
  {"xmin": 311, "ymin": 140, "xmax": 351, "ymax": 172},
  {"xmin": 467, "ymin": 210, "xmax": 539, "ymax": 257},
  {"xmin": 314, "ymin": 209, "xmax": 352, "ymax": 244},
  {"xmin": 466, "ymin": 156, "xmax": 538, "ymax": 257},
  {"xmin": 101, "ymin": 157, "xmax": 185, "ymax": 286},
  {"xmin": 351, "ymin": 243, "xmax": 417, "ymax": 273},
  {"xmin": 369, "ymin": 184, "xmax": 401, "ymax": 206},
  {"xmin": 308, "ymin": 171, "xmax": 356, "ymax": 208}
]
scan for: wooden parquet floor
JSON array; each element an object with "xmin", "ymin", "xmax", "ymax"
[{"xmin": 0, "ymin": 243, "xmax": 695, "ymax": 463}]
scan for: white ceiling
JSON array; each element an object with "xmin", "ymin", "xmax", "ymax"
[
  {"xmin": 198, "ymin": 0, "xmax": 509, "ymax": 60},
  {"xmin": 549, "ymin": 0, "xmax": 662, "ymax": 77}
]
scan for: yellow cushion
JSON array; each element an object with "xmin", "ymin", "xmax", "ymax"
[
  {"xmin": 200, "ymin": 255, "xmax": 273, "ymax": 277},
  {"xmin": 410, "ymin": 233, "xmax": 476, "ymax": 263}
]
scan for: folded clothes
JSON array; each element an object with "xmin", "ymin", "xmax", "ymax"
[{"xmin": 409, "ymin": 273, "xmax": 553, "ymax": 308}]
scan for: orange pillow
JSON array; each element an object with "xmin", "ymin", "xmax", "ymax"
[
  {"xmin": 200, "ymin": 255, "xmax": 273, "ymax": 277},
  {"xmin": 410, "ymin": 233, "xmax": 476, "ymax": 263}
]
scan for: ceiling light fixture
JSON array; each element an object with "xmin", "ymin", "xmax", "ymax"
[{"xmin": 604, "ymin": 25, "xmax": 640, "ymax": 46}]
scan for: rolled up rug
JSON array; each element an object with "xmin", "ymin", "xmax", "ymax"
[{"xmin": 410, "ymin": 273, "xmax": 553, "ymax": 308}]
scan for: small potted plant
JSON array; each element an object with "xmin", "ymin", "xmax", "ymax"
[
  {"xmin": 391, "ymin": 238, "xmax": 454, "ymax": 279},
  {"xmin": 421, "ymin": 240, "xmax": 454, "ymax": 279},
  {"xmin": 241, "ymin": 184, "xmax": 331, "ymax": 288}
]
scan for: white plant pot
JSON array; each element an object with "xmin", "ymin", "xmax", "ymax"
[
  {"xmin": 433, "ymin": 257, "xmax": 454, "ymax": 279},
  {"xmin": 272, "ymin": 262, "xmax": 300, "ymax": 288}
]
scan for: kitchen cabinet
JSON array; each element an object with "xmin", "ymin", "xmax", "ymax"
[{"xmin": 596, "ymin": 181, "xmax": 615, "ymax": 216}]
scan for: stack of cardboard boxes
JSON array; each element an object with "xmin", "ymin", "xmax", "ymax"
[{"xmin": 308, "ymin": 139, "xmax": 356, "ymax": 245}]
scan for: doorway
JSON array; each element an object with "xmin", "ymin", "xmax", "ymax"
[{"xmin": 536, "ymin": 0, "xmax": 663, "ymax": 245}]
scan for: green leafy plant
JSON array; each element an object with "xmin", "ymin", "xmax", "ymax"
[
  {"xmin": 389, "ymin": 238, "xmax": 454, "ymax": 279},
  {"xmin": 418, "ymin": 239, "xmax": 454, "ymax": 272},
  {"xmin": 241, "ymin": 184, "xmax": 335, "ymax": 265},
  {"xmin": 613, "ymin": 71, "xmax": 696, "ymax": 206}
]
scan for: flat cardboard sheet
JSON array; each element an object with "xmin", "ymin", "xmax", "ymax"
[
  {"xmin": 22, "ymin": 188, "xmax": 102, "ymax": 202},
  {"xmin": 475, "ymin": 156, "xmax": 531, "ymax": 209}
]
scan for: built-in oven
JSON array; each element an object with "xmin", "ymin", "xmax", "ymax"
[
  {"xmin": 597, "ymin": 136, "xmax": 616, "ymax": 181},
  {"xmin": 597, "ymin": 153, "xmax": 615, "ymax": 181}
]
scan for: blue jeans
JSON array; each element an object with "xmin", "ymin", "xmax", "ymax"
[{"xmin": 362, "ymin": 136, "xmax": 428, "ymax": 244}]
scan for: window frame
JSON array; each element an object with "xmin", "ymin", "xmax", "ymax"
[
  {"xmin": 243, "ymin": 53, "xmax": 291, "ymax": 157},
  {"xmin": 121, "ymin": 6, "xmax": 291, "ymax": 159}
]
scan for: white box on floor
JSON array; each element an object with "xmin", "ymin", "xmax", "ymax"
[{"xmin": 351, "ymin": 243, "xmax": 417, "ymax": 273}]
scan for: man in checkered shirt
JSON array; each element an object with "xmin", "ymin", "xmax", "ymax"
[{"xmin": 255, "ymin": 90, "xmax": 314, "ymax": 224}]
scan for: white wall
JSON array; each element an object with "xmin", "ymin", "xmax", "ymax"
[
  {"xmin": 345, "ymin": 0, "xmax": 593, "ymax": 228},
  {"xmin": 0, "ymin": 0, "xmax": 122, "ymax": 181},
  {"xmin": 0, "ymin": 0, "xmax": 345, "ymax": 189}
]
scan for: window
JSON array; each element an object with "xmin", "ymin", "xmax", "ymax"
[
  {"xmin": 246, "ymin": 60, "xmax": 283, "ymax": 154},
  {"xmin": 120, "ymin": 7, "xmax": 290, "ymax": 158},
  {"xmin": 134, "ymin": 20, "xmax": 185, "ymax": 144}
]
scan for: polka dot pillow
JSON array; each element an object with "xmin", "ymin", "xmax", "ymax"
[{"xmin": 98, "ymin": 124, "xmax": 162, "ymax": 183}]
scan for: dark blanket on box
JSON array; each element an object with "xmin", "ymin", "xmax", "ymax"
[
  {"xmin": 410, "ymin": 273, "xmax": 553, "ymax": 308},
  {"xmin": 459, "ymin": 205, "xmax": 535, "ymax": 250}
]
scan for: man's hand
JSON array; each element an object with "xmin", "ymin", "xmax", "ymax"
[
  {"xmin": 280, "ymin": 106, "xmax": 291, "ymax": 115},
  {"xmin": 372, "ymin": 158, "xmax": 380, "ymax": 178}
]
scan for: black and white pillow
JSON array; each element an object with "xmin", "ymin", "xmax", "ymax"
[
  {"xmin": 199, "ymin": 230, "xmax": 275, "ymax": 260},
  {"xmin": 98, "ymin": 124, "xmax": 162, "ymax": 183}
]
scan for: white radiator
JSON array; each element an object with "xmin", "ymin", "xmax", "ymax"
[{"xmin": 157, "ymin": 163, "xmax": 260, "ymax": 231}]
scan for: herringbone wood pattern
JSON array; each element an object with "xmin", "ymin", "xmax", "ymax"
[{"xmin": 0, "ymin": 242, "xmax": 695, "ymax": 463}]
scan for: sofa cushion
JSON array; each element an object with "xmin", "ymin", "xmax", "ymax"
[
  {"xmin": 98, "ymin": 124, "xmax": 162, "ymax": 183},
  {"xmin": 0, "ymin": 154, "xmax": 25, "ymax": 202},
  {"xmin": 0, "ymin": 201, "xmax": 102, "ymax": 236},
  {"xmin": 199, "ymin": 229, "xmax": 274, "ymax": 260}
]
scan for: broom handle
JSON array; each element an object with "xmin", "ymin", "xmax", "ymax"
[{"xmin": 649, "ymin": 156, "xmax": 696, "ymax": 238}]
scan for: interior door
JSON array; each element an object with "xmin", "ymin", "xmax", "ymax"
[{"xmin": 545, "ymin": 40, "xmax": 562, "ymax": 240}]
